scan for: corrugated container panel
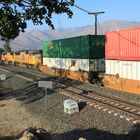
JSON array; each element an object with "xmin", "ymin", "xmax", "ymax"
[
  {"xmin": 60, "ymin": 37, "xmax": 82, "ymax": 58},
  {"xmin": 43, "ymin": 57, "xmax": 105, "ymax": 72},
  {"xmin": 80, "ymin": 36, "xmax": 89, "ymax": 58},
  {"xmin": 42, "ymin": 36, "xmax": 89, "ymax": 59},
  {"xmin": 42, "ymin": 41, "xmax": 49, "ymax": 57},
  {"xmin": 106, "ymin": 60, "xmax": 140, "ymax": 80},
  {"xmin": 119, "ymin": 61, "xmax": 139, "ymax": 80},
  {"xmin": 43, "ymin": 57, "xmax": 90, "ymax": 71},
  {"xmin": 105, "ymin": 31, "xmax": 120, "ymax": 60},
  {"xmin": 106, "ymin": 27, "xmax": 140, "ymax": 60},
  {"xmin": 119, "ymin": 28, "xmax": 140, "ymax": 60},
  {"xmin": 42, "ymin": 35, "xmax": 105, "ymax": 59},
  {"xmin": 92, "ymin": 59, "xmax": 105, "ymax": 71},
  {"xmin": 90, "ymin": 35, "xmax": 105, "ymax": 59},
  {"xmin": 137, "ymin": 62, "xmax": 140, "ymax": 80},
  {"xmin": 105, "ymin": 60, "xmax": 119, "ymax": 75}
]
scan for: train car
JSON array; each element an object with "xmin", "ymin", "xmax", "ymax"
[
  {"xmin": 39, "ymin": 35, "xmax": 105, "ymax": 83},
  {"xmin": 0, "ymin": 48, "xmax": 4, "ymax": 60},
  {"xmin": 1, "ymin": 51, "xmax": 42, "ymax": 69},
  {"xmin": 28, "ymin": 52, "xmax": 42, "ymax": 69},
  {"xmin": 19, "ymin": 51, "xmax": 28, "ymax": 64},
  {"xmin": 13, "ymin": 51, "xmax": 20, "ymax": 65},
  {"xmin": 1, "ymin": 52, "xmax": 14, "ymax": 64},
  {"xmin": 103, "ymin": 27, "xmax": 140, "ymax": 95}
]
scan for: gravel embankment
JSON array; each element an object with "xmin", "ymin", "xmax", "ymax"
[{"xmin": 0, "ymin": 69, "xmax": 140, "ymax": 140}]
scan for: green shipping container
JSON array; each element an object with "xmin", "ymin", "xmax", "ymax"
[
  {"xmin": 90, "ymin": 35, "xmax": 105, "ymax": 59},
  {"xmin": 42, "ymin": 35, "xmax": 105, "ymax": 59}
]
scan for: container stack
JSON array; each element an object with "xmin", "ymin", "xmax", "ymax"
[
  {"xmin": 40, "ymin": 35, "xmax": 105, "ymax": 82},
  {"xmin": 104, "ymin": 27, "xmax": 140, "ymax": 94}
]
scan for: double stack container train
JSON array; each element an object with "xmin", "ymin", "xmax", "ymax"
[
  {"xmin": 39, "ymin": 35, "xmax": 105, "ymax": 82},
  {"xmin": 1, "ymin": 27, "xmax": 140, "ymax": 95},
  {"xmin": 104, "ymin": 27, "xmax": 140, "ymax": 94}
]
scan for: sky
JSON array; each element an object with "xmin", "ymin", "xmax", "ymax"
[{"xmin": 27, "ymin": 0, "xmax": 140, "ymax": 30}]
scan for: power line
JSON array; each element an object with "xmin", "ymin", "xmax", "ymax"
[
  {"xmin": 58, "ymin": 14, "xmax": 62, "ymax": 31},
  {"xmin": 65, "ymin": 0, "xmax": 89, "ymax": 13},
  {"xmin": 97, "ymin": 18, "xmax": 103, "ymax": 35},
  {"xmin": 73, "ymin": 5, "xmax": 89, "ymax": 13},
  {"xmin": 65, "ymin": 0, "xmax": 105, "ymax": 35}
]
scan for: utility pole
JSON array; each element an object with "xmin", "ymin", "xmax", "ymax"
[{"xmin": 88, "ymin": 12, "xmax": 105, "ymax": 35}]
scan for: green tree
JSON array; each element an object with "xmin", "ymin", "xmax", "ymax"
[{"xmin": 0, "ymin": 0, "xmax": 74, "ymax": 40}]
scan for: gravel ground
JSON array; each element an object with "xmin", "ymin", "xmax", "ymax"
[
  {"xmin": 24, "ymin": 91, "xmax": 138, "ymax": 133},
  {"xmin": 0, "ymin": 69, "xmax": 140, "ymax": 140}
]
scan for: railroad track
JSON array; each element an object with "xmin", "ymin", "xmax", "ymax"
[
  {"xmin": 0, "ymin": 64, "xmax": 47, "ymax": 81},
  {"xmin": 1, "ymin": 64, "xmax": 140, "ymax": 124},
  {"xmin": 56, "ymin": 84, "xmax": 140, "ymax": 124}
]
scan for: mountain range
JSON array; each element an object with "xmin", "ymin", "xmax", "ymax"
[{"xmin": 0, "ymin": 20, "xmax": 140, "ymax": 50}]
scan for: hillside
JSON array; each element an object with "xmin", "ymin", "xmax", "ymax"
[{"xmin": 0, "ymin": 20, "xmax": 140, "ymax": 50}]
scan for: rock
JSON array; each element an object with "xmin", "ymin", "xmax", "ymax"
[
  {"xmin": 16, "ymin": 127, "xmax": 50, "ymax": 140},
  {"xmin": 36, "ymin": 128, "xmax": 47, "ymax": 134},
  {"xmin": 18, "ymin": 131, "xmax": 39, "ymax": 140},
  {"xmin": 78, "ymin": 137, "xmax": 86, "ymax": 140}
]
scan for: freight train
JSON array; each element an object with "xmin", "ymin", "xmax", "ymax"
[
  {"xmin": 1, "ymin": 51, "xmax": 42, "ymax": 69},
  {"xmin": 1, "ymin": 35, "xmax": 105, "ymax": 83},
  {"xmin": 1, "ymin": 27, "xmax": 140, "ymax": 95}
]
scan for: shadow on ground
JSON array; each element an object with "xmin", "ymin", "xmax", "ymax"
[
  {"xmin": 0, "ymin": 77, "xmax": 82, "ymax": 104},
  {"xmin": 52, "ymin": 124, "xmax": 140, "ymax": 140},
  {"xmin": 0, "ymin": 124, "xmax": 140, "ymax": 140},
  {"xmin": 0, "ymin": 81, "xmax": 45, "ymax": 103},
  {"xmin": 0, "ymin": 136, "xmax": 15, "ymax": 140}
]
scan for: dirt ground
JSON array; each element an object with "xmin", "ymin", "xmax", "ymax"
[
  {"xmin": 0, "ymin": 69, "xmax": 42, "ymax": 138},
  {"xmin": 0, "ymin": 99, "xmax": 42, "ymax": 137}
]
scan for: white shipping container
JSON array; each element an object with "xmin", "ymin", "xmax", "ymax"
[
  {"xmin": 43, "ymin": 57, "xmax": 105, "ymax": 72},
  {"xmin": 105, "ymin": 60, "xmax": 140, "ymax": 80},
  {"xmin": 105, "ymin": 60, "xmax": 119, "ymax": 75},
  {"xmin": 43, "ymin": 58, "xmax": 89, "ymax": 71}
]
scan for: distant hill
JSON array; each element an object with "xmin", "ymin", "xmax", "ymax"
[{"xmin": 0, "ymin": 20, "xmax": 140, "ymax": 50}]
